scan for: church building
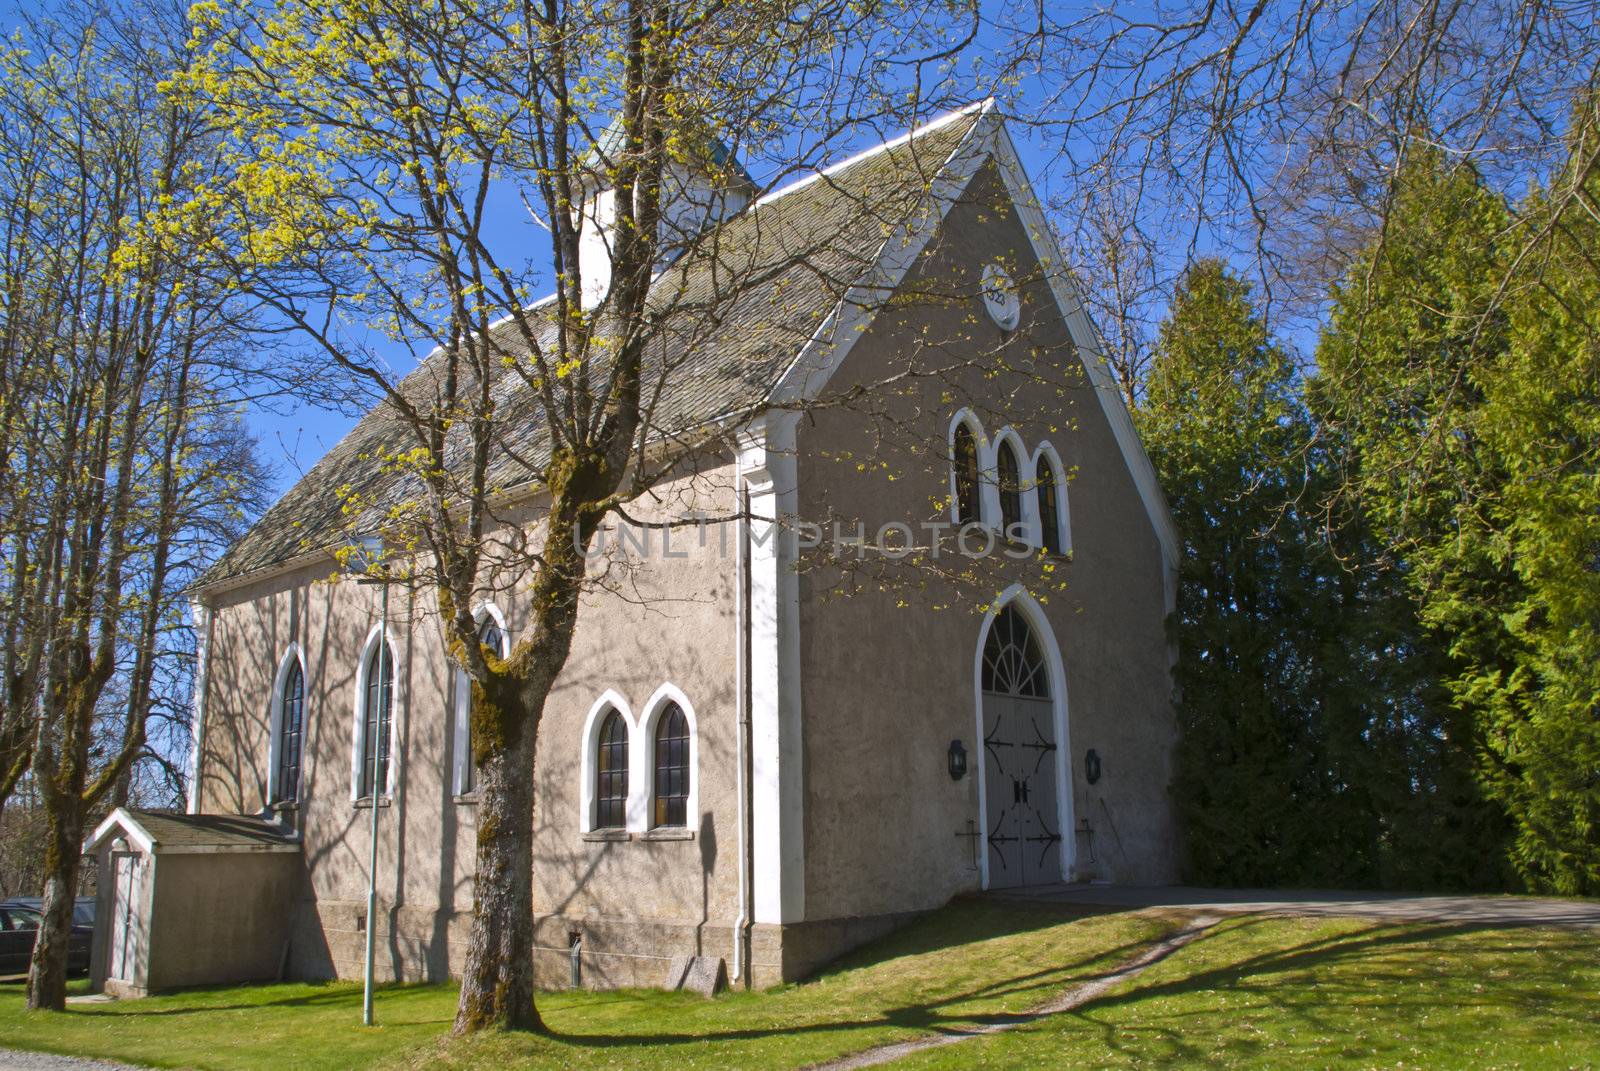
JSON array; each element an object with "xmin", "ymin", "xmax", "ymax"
[{"xmin": 168, "ymin": 101, "xmax": 1181, "ymax": 991}]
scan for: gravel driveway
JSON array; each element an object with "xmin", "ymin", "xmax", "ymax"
[
  {"xmin": 0, "ymin": 1052, "xmax": 147, "ymax": 1071},
  {"xmin": 991, "ymin": 883, "xmax": 1600, "ymax": 927}
]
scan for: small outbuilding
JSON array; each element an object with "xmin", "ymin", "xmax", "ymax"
[{"xmin": 83, "ymin": 809, "xmax": 302, "ymax": 997}]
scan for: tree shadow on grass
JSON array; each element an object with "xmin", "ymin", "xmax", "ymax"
[
  {"xmin": 1050, "ymin": 917, "xmax": 1597, "ymax": 1067},
  {"xmin": 23, "ymin": 900, "xmax": 1186, "ymax": 1063},
  {"xmin": 538, "ymin": 906, "xmax": 1190, "ymax": 1052},
  {"xmin": 41, "ymin": 980, "xmax": 458, "ymax": 1021},
  {"xmin": 522, "ymin": 914, "xmax": 1591, "ymax": 1066}
]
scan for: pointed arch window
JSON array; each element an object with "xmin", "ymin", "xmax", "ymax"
[
  {"xmin": 275, "ymin": 661, "xmax": 304, "ymax": 804},
  {"xmin": 997, "ymin": 439, "xmax": 1023, "ymax": 536},
  {"xmin": 953, "ymin": 422, "xmax": 981, "ymax": 524},
  {"xmin": 595, "ymin": 709, "xmax": 628, "ymax": 829},
  {"xmin": 982, "ymin": 604, "xmax": 1050, "ymax": 698},
  {"xmin": 1037, "ymin": 456, "xmax": 1064, "ymax": 555},
  {"xmin": 358, "ymin": 640, "xmax": 394, "ymax": 799},
  {"xmin": 652, "ymin": 703, "xmax": 690, "ymax": 828}
]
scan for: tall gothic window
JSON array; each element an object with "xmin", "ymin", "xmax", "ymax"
[
  {"xmin": 1037, "ymin": 456, "xmax": 1063, "ymax": 555},
  {"xmin": 276, "ymin": 660, "xmax": 304, "ymax": 804},
  {"xmin": 595, "ymin": 709, "xmax": 628, "ymax": 829},
  {"xmin": 653, "ymin": 703, "xmax": 690, "ymax": 828},
  {"xmin": 461, "ymin": 616, "xmax": 504, "ymax": 795},
  {"xmin": 997, "ymin": 439, "xmax": 1023, "ymax": 536},
  {"xmin": 359, "ymin": 641, "xmax": 394, "ymax": 799},
  {"xmin": 953, "ymin": 422, "xmax": 980, "ymax": 524}
]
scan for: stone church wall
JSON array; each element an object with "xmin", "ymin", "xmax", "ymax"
[
  {"xmin": 793, "ymin": 161, "xmax": 1181, "ymax": 926},
  {"xmin": 196, "ymin": 460, "xmax": 758, "ymax": 987}
]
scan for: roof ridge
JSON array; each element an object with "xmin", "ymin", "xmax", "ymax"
[{"xmin": 752, "ymin": 100, "xmax": 993, "ymax": 209}]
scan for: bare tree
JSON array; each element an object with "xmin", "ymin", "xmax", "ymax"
[
  {"xmin": 0, "ymin": 5, "xmax": 271, "ymax": 1010},
  {"xmin": 983, "ymin": 0, "xmax": 1600, "ymax": 354}
]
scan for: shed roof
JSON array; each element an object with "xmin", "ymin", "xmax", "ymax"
[{"xmin": 83, "ymin": 808, "xmax": 301, "ymax": 856}]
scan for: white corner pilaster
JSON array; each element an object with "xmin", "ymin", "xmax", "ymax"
[
  {"xmin": 738, "ymin": 411, "xmax": 805, "ymax": 924},
  {"xmin": 186, "ymin": 599, "xmax": 214, "ymax": 814}
]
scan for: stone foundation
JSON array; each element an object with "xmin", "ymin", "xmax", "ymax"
[{"xmin": 279, "ymin": 897, "xmax": 928, "ymax": 991}]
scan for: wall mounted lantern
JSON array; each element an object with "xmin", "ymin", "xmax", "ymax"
[
  {"xmin": 1084, "ymin": 748, "xmax": 1102, "ymax": 785},
  {"xmin": 948, "ymin": 739, "xmax": 968, "ymax": 781}
]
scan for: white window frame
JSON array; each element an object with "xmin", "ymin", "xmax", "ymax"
[
  {"xmin": 266, "ymin": 643, "xmax": 307, "ymax": 805},
  {"xmin": 947, "ymin": 409, "xmax": 988, "ymax": 527},
  {"xmin": 579, "ymin": 690, "xmax": 636, "ymax": 833},
  {"xmin": 349, "ymin": 623, "xmax": 400, "ymax": 802},
  {"xmin": 452, "ymin": 601, "xmax": 510, "ymax": 798},
  {"xmin": 1030, "ymin": 441, "xmax": 1072, "ymax": 556},
  {"xmin": 986, "ymin": 426, "xmax": 1031, "ymax": 544},
  {"xmin": 636, "ymin": 682, "xmax": 700, "ymax": 831}
]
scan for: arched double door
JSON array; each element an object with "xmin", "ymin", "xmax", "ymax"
[{"xmin": 981, "ymin": 605, "xmax": 1063, "ymax": 888}]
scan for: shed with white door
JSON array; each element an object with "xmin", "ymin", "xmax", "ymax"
[{"xmin": 83, "ymin": 809, "xmax": 301, "ymax": 997}]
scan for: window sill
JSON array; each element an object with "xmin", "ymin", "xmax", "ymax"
[
  {"xmin": 453, "ymin": 793, "xmax": 479, "ymax": 805},
  {"xmin": 641, "ymin": 828, "xmax": 694, "ymax": 841},
  {"xmin": 353, "ymin": 797, "xmax": 392, "ymax": 809},
  {"xmin": 582, "ymin": 829, "xmax": 631, "ymax": 843}
]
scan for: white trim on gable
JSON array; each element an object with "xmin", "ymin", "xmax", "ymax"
[
  {"xmin": 635, "ymin": 682, "xmax": 700, "ymax": 831},
  {"xmin": 266, "ymin": 643, "xmax": 307, "ymax": 805},
  {"xmin": 765, "ymin": 105, "xmax": 996, "ymax": 410},
  {"xmin": 579, "ymin": 690, "xmax": 635, "ymax": 834},
  {"xmin": 453, "ymin": 602, "xmax": 511, "ymax": 798},
  {"xmin": 350, "ymin": 622, "xmax": 398, "ymax": 802},
  {"xmin": 82, "ymin": 808, "xmax": 301, "ymax": 856},
  {"xmin": 85, "ymin": 808, "xmax": 156, "ymax": 856},
  {"xmin": 752, "ymin": 100, "xmax": 992, "ymax": 210}
]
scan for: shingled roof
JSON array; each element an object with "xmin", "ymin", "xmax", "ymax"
[
  {"xmin": 199, "ymin": 107, "xmax": 986, "ymax": 590},
  {"xmin": 84, "ymin": 808, "xmax": 300, "ymax": 854}
]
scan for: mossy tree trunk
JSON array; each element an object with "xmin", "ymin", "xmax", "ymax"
[
  {"xmin": 451, "ymin": 453, "xmax": 625, "ymax": 1033},
  {"xmin": 26, "ymin": 809, "xmax": 85, "ymax": 1010}
]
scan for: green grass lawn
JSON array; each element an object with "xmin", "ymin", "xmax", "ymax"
[
  {"xmin": 893, "ymin": 916, "xmax": 1600, "ymax": 1070},
  {"xmin": 2, "ymin": 901, "xmax": 1595, "ymax": 1071}
]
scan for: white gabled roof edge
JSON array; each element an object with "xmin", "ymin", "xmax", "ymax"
[
  {"xmin": 766, "ymin": 100, "xmax": 997, "ymax": 406},
  {"xmin": 84, "ymin": 808, "xmax": 155, "ymax": 855},
  {"xmin": 763, "ymin": 103, "xmax": 1181, "ymax": 589},
  {"xmin": 752, "ymin": 99, "xmax": 993, "ymax": 209},
  {"xmin": 81, "ymin": 807, "xmax": 301, "ymax": 856}
]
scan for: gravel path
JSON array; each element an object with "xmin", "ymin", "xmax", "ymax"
[
  {"xmin": 989, "ymin": 883, "xmax": 1600, "ymax": 928},
  {"xmin": 802, "ymin": 914, "xmax": 1222, "ymax": 1071},
  {"xmin": 0, "ymin": 1053, "xmax": 147, "ymax": 1071}
]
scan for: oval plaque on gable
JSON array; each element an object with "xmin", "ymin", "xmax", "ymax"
[{"xmin": 981, "ymin": 263, "xmax": 1020, "ymax": 331}]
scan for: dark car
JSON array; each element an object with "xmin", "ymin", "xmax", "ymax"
[
  {"xmin": 0, "ymin": 902, "xmax": 93, "ymax": 975},
  {"xmin": 1, "ymin": 896, "xmax": 96, "ymax": 928}
]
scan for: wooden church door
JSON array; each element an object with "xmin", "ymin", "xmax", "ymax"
[{"xmin": 982, "ymin": 606, "xmax": 1064, "ymax": 888}]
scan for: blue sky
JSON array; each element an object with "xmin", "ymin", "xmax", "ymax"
[{"xmin": 0, "ymin": 0, "xmax": 1328, "ymax": 503}]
